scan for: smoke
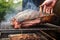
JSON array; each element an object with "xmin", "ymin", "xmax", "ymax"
[
  {"xmin": 0, "ymin": 8, "xmax": 17, "ymax": 29},
  {"xmin": 24, "ymin": 0, "xmax": 38, "ymax": 10},
  {"xmin": 4, "ymin": 9, "xmax": 17, "ymax": 21},
  {"xmin": 0, "ymin": 6, "xmax": 22, "ymax": 29}
]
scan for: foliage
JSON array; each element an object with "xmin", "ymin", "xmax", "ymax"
[{"xmin": 0, "ymin": 0, "xmax": 13, "ymax": 22}]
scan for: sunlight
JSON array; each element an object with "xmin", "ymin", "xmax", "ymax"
[
  {"xmin": 13, "ymin": 0, "xmax": 22, "ymax": 3},
  {"xmin": 6, "ymin": 0, "xmax": 9, "ymax": 2}
]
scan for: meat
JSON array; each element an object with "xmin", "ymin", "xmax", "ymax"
[
  {"xmin": 13, "ymin": 9, "xmax": 40, "ymax": 22},
  {"xmin": 11, "ymin": 9, "xmax": 40, "ymax": 28},
  {"xmin": 9, "ymin": 34, "xmax": 40, "ymax": 40},
  {"xmin": 11, "ymin": 9, "xmax": 54, "ymax": 28}
]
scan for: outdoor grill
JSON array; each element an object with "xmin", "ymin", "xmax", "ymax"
[{"xmin": 0, "ymin": 23, "xmax": 59, "ymax": 40}]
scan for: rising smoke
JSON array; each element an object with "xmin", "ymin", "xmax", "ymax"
[{"xmin": 24, "ymin": 0, "xmax": 38, "ymax": 10}]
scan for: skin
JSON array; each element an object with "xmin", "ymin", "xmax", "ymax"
[
  {"xmin": 12, "ymin": 0, "xmax": 57, "ymax": 29},
  {"xmin": 41, "ymin": 0, "xmax": 57, "ymax": 14}
]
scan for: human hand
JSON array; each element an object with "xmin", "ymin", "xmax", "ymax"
[{"xmin": 40, "ymin": 0, "xmax": 57, "ymax": 14}]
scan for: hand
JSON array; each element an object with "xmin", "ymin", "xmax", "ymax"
[{"xmin": 40, "ymin": 0, "xmax": 57, "ymax": 14}]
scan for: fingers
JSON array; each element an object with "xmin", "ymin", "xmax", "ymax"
[
  {"xmin": 42, "ymin": 5, "xmax": 53, "ymax": 14},
  {"xmin": 40, "ymin": 5, "xmax": 53, "ymax": 14},
  {"xmin": 43, "ymin": 5, "xmax": 46, "ymax": 13},
  {"xmin": 50, "ymin": 8, "xmax": 53, "ymax": 14},
  {"xmin": 40, "ymin": 0, "xmax": 55, "ymax": 14},
  {"xmin": 46, "ymin": 7, "xmax": 51, "ymax": 14}
]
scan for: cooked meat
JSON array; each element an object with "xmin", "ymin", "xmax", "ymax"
[{"xmin": 9, "ymin": 34, "xmax": 40, "ymax": 40}]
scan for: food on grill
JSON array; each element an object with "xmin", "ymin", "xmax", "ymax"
[
  {"xmin": 11, "ymin": 9, "xmax": 41, "ymax": 28},
  {"xmin": 9, "ymin": 34, "xmax": 40, "ymax": 40},
  {"xmin": 12, "ymin": 9, "xmax": 40, "ymax": 22},
  {"xmin": 11, "ymin": 7, "xmax": 54, "ymax": 28}
]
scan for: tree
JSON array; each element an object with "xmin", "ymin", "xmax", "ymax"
[{"xmin": 0, "ymin": 0, "xmax": 13, "ymax": 22}]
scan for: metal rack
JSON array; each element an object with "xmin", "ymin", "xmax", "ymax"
[{"xmin": 0, "ymin": 23, "xmax": 59, "ymax": 40}]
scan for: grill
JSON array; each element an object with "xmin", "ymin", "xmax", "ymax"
[
  {"xmin": 0, "ymin": 23, "xmax": 59, "ymax": 40},
  {"xmin": 0, "ymin": 30, "xmax": 56, "ymax": 40}
]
